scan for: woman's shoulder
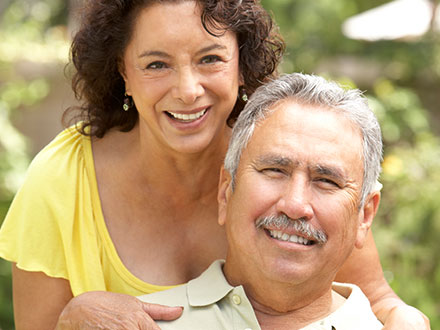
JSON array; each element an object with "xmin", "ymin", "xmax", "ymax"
[
  {"xmin": 26, "ymin": 125, "xmax": 93, "ymax": 184},
  {"xmin": 0, "ymin": 126, "xmax": 102, "ymax": 282},
  {"xmin": 10, "ymin": 124, "xmax": 98, "ymax": 213},
  {"xmin": 32, "ymin": 125, "xmax": 90, "ymax": 167}
]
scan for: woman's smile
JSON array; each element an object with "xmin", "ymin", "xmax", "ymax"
[
  {"xmin": 166, "ymin": 107, "xmax": 208, "ymax": 122},
  {"xmin": 121, "ymin": 2, "xmax": 241, "ymax": 154}
]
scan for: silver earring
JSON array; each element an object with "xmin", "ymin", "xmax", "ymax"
[{"xmin": 123, "ymin": 93, "xmax": 132, "ymax": 111}]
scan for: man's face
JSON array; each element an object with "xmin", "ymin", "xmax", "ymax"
[{"xmin": 219, "ymin": 100, "xmax": 378, "ymax": 289}]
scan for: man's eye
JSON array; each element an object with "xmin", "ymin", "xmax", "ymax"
[
  {"xmin": 261, "ymin": 168, "xmax": 285, "ymax": 175},
  {"xmin": 201, "ymin": 55, "xmax": 221, "ymax": 64},
  {"xmin": 146, "ymin": 61, "xmax": 167, "ymax": 69},
  {"xmin": 266, "ymin": 168, "xmax": 282, "ymax": 173},
  {"xmin": 317, "ymin": 178, "xmax": 340, "ymax": 187}
]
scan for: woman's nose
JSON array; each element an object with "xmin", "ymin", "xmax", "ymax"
[
  {"xmin": 276, "ymin": 177, "xmax": 314, "ymax": 221},
  {"xmin": 172, "ymin": 67, "xmax": 204, "ymax": 104}
]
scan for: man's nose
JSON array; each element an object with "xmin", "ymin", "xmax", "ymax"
[
  {"xmin": 172, "ymin": 67, "xmax": 204, "ymax": 104},
  {"xmin": 275, "ymin": 176, "xmax": 314, "ymax": 221}
]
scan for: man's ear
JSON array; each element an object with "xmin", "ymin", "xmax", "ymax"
[
  {"xmin": 217, "ymin": 166, "xmax": 233, "ymax": 226},
  {"xmin": 355, "ymin": 191, "xmax": 381, "ymax": 249}
]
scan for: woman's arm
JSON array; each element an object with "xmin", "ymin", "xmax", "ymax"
[
  {"xmin": 335, "ymin": 231, "xmax": 430, "ymax": 330},
  {"xmin": 12, "ymin": 263, "xmax": 73, "ymax": 330},
  {"xmin": 55, "ymin": 292, "xmax": 183, "ymax": 330},
  {"xmin": 12, "ymin": 263, "xmax": 183, "ymax": 330}
]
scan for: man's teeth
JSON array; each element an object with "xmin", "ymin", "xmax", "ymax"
[
  {"xmin": 268, "ymin": 229, "xmax": 312, "ymax": 245},
  {"xmin": 168, "ymin": 109, "xmax": 206, "ymax": 121}
]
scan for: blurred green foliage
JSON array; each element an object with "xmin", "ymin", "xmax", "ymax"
[
  {"xmin": 372, "ymin": 83, "xmax": 440, "ymax": 322},
  {"xmin": 0, "ymin": 0, "xmax": 67, "ymax": 328},
  {"xmin": 0, "ymin": 201, "xmax": 13, "ymax": 330},
  {"xmin": 1, "ymin": 0, "xmax": 439, "ymax": 328}
]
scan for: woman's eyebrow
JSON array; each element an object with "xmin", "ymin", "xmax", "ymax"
[
  {"xmin": 138, "ymin": 50, "xmax": 171, "ymax": 59},
  {"xmin": 137, "ymin": 44, "xmax": 228, "ymax": 59},
  {"xmin": 195, "ymin": 44, "xmax": 228, "ymax": 56}
]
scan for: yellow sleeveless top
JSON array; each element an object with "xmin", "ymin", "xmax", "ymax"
[{"xmin": 0, "ymin": 127, "xmax": 176, "ymax": 296}]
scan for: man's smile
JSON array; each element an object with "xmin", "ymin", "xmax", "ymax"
[{"xmin": 266, "ymin": 229, "xmax": 315, "ymax": 246}]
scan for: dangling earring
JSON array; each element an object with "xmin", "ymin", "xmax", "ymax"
[
  {"xmin": 240, "ymin": 87, "xmax": 248, "ymax": 102},
  {"xmin": 123, "ymin": 92, "xmax": 133, "ymax": 111}
]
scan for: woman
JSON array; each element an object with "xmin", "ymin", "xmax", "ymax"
[{"xmin": 0, "ymin": 0, "xmax": 429, "ymax": 329}]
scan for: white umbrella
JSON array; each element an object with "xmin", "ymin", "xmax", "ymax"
[{"xmin": 342, "ymin": 0, "xmax": 440, "ymax": 41}]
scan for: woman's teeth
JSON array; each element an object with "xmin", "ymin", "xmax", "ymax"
[
  {"xmin": 168, "ymin": 109, "xmax": 207, "ymax": 121},
  {"xmin": 268, "ymin": 229, "xmax": 313, "ymax": 245}
]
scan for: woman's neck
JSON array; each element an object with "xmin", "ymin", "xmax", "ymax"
[{"xmin": 95, "ymin": 123, "xmax": 231, "ymax": 204}]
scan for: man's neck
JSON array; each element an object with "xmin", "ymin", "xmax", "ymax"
[
  {"xmin": 223, "ymin": 261, "xmax": 345, "ymax": 330},
  {"xmin": 251, "ymin": 288, "xmax": 346, "ymax": 330}
]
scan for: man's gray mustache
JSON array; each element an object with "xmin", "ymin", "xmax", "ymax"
[{"xmin": 256, "ymin": 214, "xmax": 328, "ymax": 244}]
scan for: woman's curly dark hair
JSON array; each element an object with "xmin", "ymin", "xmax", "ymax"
[{"xmin": 65, "ymin": 0, "xmax": 285, "ymax": 138}]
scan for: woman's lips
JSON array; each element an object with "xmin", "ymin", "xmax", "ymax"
[{"xmin": 166, "ymin": 107, "xmax": 208, "ymax": 123}]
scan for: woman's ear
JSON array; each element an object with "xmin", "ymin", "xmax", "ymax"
[
  {"xmin": 118, "ymin": 60, "xmax": 132, "ymax": 95},
  {"xmin": 355, "ymin": 191, "xmax": 381, "ymax": 249},
  {"xmin": 217, "ymin": 166, "xmax": 233, "ymax": 226}
]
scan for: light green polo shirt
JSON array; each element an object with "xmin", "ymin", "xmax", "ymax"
[{"xmin": 138, "ymin": 260, "xmax": 383, "ymax": 330}]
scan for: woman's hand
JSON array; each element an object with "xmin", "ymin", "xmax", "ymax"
[
  {"xmin": 381, "ymin": 303, "xmax": 431, "ymax": 330},
  {"xmin": 55, "ymin": 291, "xmax": 183, "ymax": 330}
]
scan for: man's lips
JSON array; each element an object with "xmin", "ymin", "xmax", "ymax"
[
  {"xmin": 264, "ymin": 228, "xmax": 316, "ymax": 246},
  {"xmin": 256, "ymin": 215, "xmax": 328, "ymax": 245}
]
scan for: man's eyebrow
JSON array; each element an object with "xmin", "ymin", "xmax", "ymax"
[
  {"xmin": 255, "ymin": 154, "xmax": 293, "ymax": 167},
  {"xmin": 314, "ymin": 164, "xmax": 347, "ymax": 181}
]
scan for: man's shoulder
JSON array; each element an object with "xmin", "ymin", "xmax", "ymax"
[
  {"xmin": 138, "ymin": 284, "xmax": 224, "ymax": 329},
  {"xmin": 138, "ymin": 260, "xmax": 227, "ymax": 306},
  {"xmin": 137, "ymin": 280, "xmax": 224, "ymax": 329},
  {"xmin": 328, "ymin": 282, "xmax": 383, "ymax": 329},
  {"xmin": 137, "ymin": 260, "xmax": 260, "ymax": 330}
]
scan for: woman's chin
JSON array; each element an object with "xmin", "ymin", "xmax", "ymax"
[{"xmin": 161, "ymin": 133, "xmax": 221, "ymax": 156}]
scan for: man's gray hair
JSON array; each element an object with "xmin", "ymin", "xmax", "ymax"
[{"xmin": 224, "ymin": 73, "xmax": 383, "ymax": 205}]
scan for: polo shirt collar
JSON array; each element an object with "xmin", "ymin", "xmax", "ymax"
[
  {"xmin": 326, "ymin": 282, "xmax": 381, "ymax": 329},
  {"xmin": 187, "ymin": 259, "xmax": 234, "ymax": 307}
]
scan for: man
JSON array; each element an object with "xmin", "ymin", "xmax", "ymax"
[{"xmin": 139, "ymin": 73, "xmax": 383, "ymax": 329}]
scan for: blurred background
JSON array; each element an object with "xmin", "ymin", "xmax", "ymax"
[{"xmin": 0, "ymin": 0, "xmax": 439, "ymax": 328}]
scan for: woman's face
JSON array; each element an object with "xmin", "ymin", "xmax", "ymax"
[{"xmin": 122, "ymin": 1, "xmax": 242, "ymax": 155}]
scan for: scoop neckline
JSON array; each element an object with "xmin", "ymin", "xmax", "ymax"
[{"xmin": 80, "ymin": 131, "xmax": 179, "ymax": 293}]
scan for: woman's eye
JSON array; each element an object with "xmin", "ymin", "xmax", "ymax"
[
  {"xmin": 201, "ymin": 55, "xmax": 221, "ymax": 64},
  {"xmin": 146, "ymin": 61, "xmax": 167, "ymax": 70}
]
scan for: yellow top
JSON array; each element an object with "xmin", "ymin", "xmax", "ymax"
[{"xmin": 0, "ymin": 127, "xmax": 176, "ymax": 296}]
